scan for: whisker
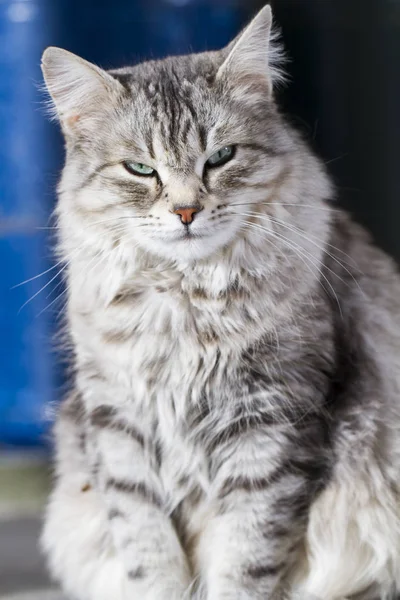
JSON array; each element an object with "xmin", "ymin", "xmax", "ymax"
[
  {"xmin": 45, "ymin": 275, "xmax": 65, "ymax": 300},
  {"xmin": 36, "ymin": 226, "xmax": 59, "ymax": 230},
  {"xmin": 18, "ymin": 260, "xmax": 71, "ymax": 314},
  {"xmin": 268, "ymin": 228, "xmax": 343, "ymax": 317},
  {"xmin": 230, "ymin": 201, "xmax": 339, "ymax": 213},
  {"xmin": 16, "ymin": 242, "xmax": 95, "ymax": 311},
  {"xmin": 36, "ymin": 285, "xmax": 69, "ymax": 318},
  {"xmin": 268, "ymin": 216, "xmax": 364, "ymax": 292},
  {"xmin": 11, "ymin": 255, "xmax": 73, "ymax": 289},
  {"xmin": 13, "ymin": 215, "xmax": 145, "ymax": 289},
  {"xmin": 243, "ymin": 220, "xmax": 328, "ymax": 300},
  {"xmin": 37, "ymin": 214, "xmax": 146, "ymax": 233},
  {"xmin": 237, "ymin": 223, "xmax": 291, "ymax": 266},
  {"xmin": 233, "ymin": 205, "xmax": 361, "ymax": 268},
  {"xmin": 239, "ymin": 210, "xmax": 362, "ymax": 288},
  {"xmin": 37, "ymin": 250, "xmax": 107, "ymax": 318},
  {"xmin": 324, "ymin": 153, "xmax": 348, "ymax": 166},
  {"xmin": 242, "ymin": 219, "xmax": 342, "ymax": 316},
  {"xmin": 83, "ymin": 215, "xmax": 146, "ymax": 226}
]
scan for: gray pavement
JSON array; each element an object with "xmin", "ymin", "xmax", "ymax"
[
  {"xmin": 0, "ymin": 593, "xmax": 63, "ymax": 600},
  {"xmin": 0, "ymin": 517, "xmax": 62, "ymax": 599},
  {"xmin": 0, "ymin": 456, "xmax": 64, "ymax": 599}
]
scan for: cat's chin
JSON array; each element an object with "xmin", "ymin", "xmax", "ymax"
[{"xmin": 137, "ymin": 231, "xmax": 235, "ymax": 263}]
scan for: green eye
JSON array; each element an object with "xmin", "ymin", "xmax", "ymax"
[
  {"xmin": 123, "ymin": 161, "xmax": 155, "ymax": 176},
  {"xmin": 206, "ymin": 145, "xmax": 235, "ymax": 168}
]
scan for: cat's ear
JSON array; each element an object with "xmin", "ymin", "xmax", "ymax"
[
  {"xmin": 217, "ymin": 5, "xmax": 283, "ymax": 98},
  {"xmin": 41, "ymin": 47, "xmax": 124, "ymax": 133}
]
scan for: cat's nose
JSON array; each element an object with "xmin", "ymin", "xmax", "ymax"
[{"xmin": 173, "ymin": 205, "xmax": 202, "ymax": 224}]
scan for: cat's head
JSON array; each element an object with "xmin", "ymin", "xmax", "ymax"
[{"xmin": 42, "ymin": 6, "xmax": 328, "ymax": 267}]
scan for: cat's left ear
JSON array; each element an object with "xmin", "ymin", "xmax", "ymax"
[{"xmin": 217, "ymin": 5, "xmax": 283, "ymax": 98}]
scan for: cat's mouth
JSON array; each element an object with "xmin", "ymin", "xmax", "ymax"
[{"xmin": 178, "ymin": 229, "xmax": 207, "ymax": 241}]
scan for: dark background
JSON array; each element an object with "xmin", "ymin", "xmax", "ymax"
[{"xmin": 270, "ymin": 0, "xmax": 400, "ymax": 261}]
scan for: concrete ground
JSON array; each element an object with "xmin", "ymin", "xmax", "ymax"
[
  {"xmin": 0, "ymin": 455, "xmax": 64, "ymax": 600},
  {"xmin": 0, "ymin": 517, "xmax": 61, "ymax": 599},
  {"xmin": 1, "ymin": 593, "xmax": 62, "ymax": 600}
]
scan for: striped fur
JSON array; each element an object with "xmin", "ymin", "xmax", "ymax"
[{"xmin": 41, "ymin": 6, "xmax": 400, "ymax": 600}]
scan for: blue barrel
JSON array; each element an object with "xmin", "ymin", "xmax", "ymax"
[{"xmin": 0, "ymin": 0, "xmax": 244, "ymax": 447}]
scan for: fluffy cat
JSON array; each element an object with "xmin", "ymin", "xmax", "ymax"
[{"xmin": 40, "ymin": 6, "xmax": 400, "ymax": 600}]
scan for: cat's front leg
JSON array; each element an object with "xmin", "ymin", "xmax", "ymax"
[
  {"xmin": 88, "ymin": 401, "xmax": 192, "ymax": 599},
  {"xmin": 195, "ymin": 417, "xmax": 326, "ymax": 600}
]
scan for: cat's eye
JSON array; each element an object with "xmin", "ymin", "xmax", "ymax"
[
  {"xmin": 123, "ymin": 161, "xmax": 155, "ymax": 177},
  {"xmin": 206, "ymin": 146, "xmax": 235, "ymax": 168}
]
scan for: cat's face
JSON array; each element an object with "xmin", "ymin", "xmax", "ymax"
[{"xmin": 42, "ymin": 7, "xmax": 299, "ymax": 264}]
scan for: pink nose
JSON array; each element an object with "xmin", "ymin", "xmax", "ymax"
[{"xmin": 173, "ymin": 206, "xmax": 201, "ymax": 224}]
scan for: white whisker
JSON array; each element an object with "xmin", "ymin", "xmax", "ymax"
[
  {"xmin": 12, "ymin": 255, "xmax": 73, "ymax": 289},
  {"xmin": 230, "ymin": 201, "xmax": 339, "ymax": 212},
  {"xmin": 37, "ymin": 250, "xmax": 107, "ymax": 318},
  {"xmin": 242, "ymin": 219, "xmax": 343, "ymax": 316},
  {"xmin": 13, "ymin": 215, "xmax": 143, "ymax": 292},
  {"xmin": 268, "ymin": 216, "xmax": 364, "ymax": 293},
  {"xmin": 18, "ymin": 260, "xmax": 71, "ymax": 314},
  {"xmin": 233, "ymin": 205, "xmax": 362, "ymax": 269},
  {"xmin": 239, "ymin": 210, "xmax": 363, "ymax": 290},
  {"xmin": 237, "ymin": 223, "xmax": 290, "ymax": 266}
]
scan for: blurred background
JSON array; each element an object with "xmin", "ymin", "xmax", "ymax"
[{"xmin": 0, "ymin": 0, "xmax": 399, "ymax": 597}]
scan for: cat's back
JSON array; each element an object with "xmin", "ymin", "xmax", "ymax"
[
  {"xmin": 328, "ymin": 209, "xmax": 400, "ymax": 333},
  {"xmin": 325, "ymin": 209, "xmax": 400, "ymax": 465}
]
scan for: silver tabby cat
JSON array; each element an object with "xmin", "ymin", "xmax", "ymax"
[{"xmin": 41, "ymin": 6, "xmax": 400, "ymax": 600}]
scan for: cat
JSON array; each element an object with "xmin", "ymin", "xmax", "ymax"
[{"xmin": 40, "ymin": 5, "xmax": 400, "ymax": 600}]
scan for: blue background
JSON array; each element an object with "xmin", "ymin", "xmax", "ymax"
[{"xmin": 0, "ymin": 0, "xmax": 245, "ymax": 447}]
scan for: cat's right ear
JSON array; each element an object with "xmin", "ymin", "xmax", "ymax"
[{"xmin": 41, "ymin": 47, "xmax": 123, "ymax": 134}]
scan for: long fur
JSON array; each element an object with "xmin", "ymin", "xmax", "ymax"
[{"xmin": 40, "ymin": 6, "xmax": 400, "ymax": 600}]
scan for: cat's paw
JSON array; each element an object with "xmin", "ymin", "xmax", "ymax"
[
  {"xmin": 153, "ymin": 562, "xmax": 193, "ymax": 598},
  {"xmin": 124, "ymin": 572, "xmax": 192, "ymax": 600}
]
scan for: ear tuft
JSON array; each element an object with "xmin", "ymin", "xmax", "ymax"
[
  {"xmin": 41, "ymin": 47, "xmax": 123, "ymax": 130},
  {"xmin": 217, "ymin": 5, "xmax": 286, "ymax": 97}
]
